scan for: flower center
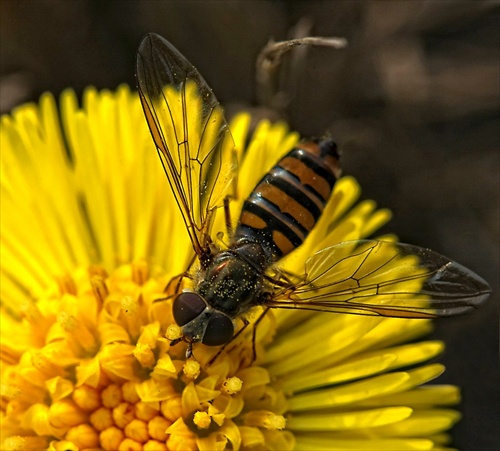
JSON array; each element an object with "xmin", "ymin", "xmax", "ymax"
[{"xmin": 1, "ymin": 263, "xmax": 293, "ymax": 451}]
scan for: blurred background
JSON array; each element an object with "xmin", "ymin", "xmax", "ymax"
[{"xmin": 1, "ymin": 1, "xmax": 498, "ymax": 449}]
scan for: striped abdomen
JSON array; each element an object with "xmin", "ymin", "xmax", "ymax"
[{"xmin": 234, "ymin": 139, "xmax": 341, "ymax": 262}]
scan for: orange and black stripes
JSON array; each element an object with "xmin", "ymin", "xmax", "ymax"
[{"xmin": 235, "ymin": 139, "xmax": 341, "ymax": 262}]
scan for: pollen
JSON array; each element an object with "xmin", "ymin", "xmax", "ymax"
[
  {"xmin": 166, "ymin": 323, "xmax": 183, "ymax": 341},
  {"xmin": 193, "ymin": 411, "xmax": 212, "ymax": 429},
  {"xmin": 222, "ymin": 376, "xmax": 243, "ymax": 394},
  {"xmin": 183, "ymin": 359, "xmax": 201, "ymax": 379},
  {"xmin": 244, "ymin": 410, "xmax": 287, "ymax": 430}
]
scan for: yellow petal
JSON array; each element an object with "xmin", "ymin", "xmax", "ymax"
[
  {"xmin": 98, "ymin": 343, "xmax": 139, "ymax": 381},
  {"xmin": 289, "ymin": 372, "xmax": 410, "ymax": 411},
  {"xmin": 136, "ymin": 378, "xmax": 175, "ymax": 403},
  {"xmin": 239, "ymin": 426, "xmax": 265, "ymax": 448},
  {"xmin": 75, "ymin": 357, "xmax": 101, "ymax": 387},
  {"xmin": 45, "ymin": 376, "xmax": 74, "ymax": 402},
  {"xmin": 294, "ymin": 437, "xmax": 434, "ymax": 450},
  {"xmin": 354, "ymin": 385, "xmax": 461, "ymax": 408},
  {"xmin": 287, "ymin": 406, "xmax": 413, "ymax": 431},
  {"xmin": 282, "ymin": 353, "xmax": 397, "ymax": 393},
  {"xmin": 370, "ymin": 409, "xmax": 461, "ymax": 437}
]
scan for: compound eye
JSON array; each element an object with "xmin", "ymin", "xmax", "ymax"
[
  {"xmin": 173, "ymin": 292, "xmax": 207, "ymax": 327},
  {"xmin": 202, "ymin": 312, "xmax": 234, "ymax": 346}
]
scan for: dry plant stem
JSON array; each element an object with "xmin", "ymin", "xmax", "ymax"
[{"xmin": 256, "ymin": 37, "xmax": 348, "ymax": 107}]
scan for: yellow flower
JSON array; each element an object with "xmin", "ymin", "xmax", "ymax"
[{"xmin": 1, "ymin": 86, "xmax": 461, "ymax": 450}]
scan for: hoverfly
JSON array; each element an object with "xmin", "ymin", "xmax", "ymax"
[{"xmin": 136, "ymin": 33, "xmax": 491, "ymax": 358}]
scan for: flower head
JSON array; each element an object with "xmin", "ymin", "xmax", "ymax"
[{"xmin": 1, "ymin": 86, "xmax": 461, "ymax": 450}]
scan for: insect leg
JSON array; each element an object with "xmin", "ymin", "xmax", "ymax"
[
  {"xmin": 162, "ymin": 251, "xmax": 198, "ymax": 296},
  {"xmin": 251, "ymin": 306, "xmax": 271, "ymax": 361},
  {"xmin": 262, "ymin": 267, "xmax": 301, "ymax": 288},
  {"xmin": 224, "ymin": 196, "xmax": 233, "ymax": 238},
  {"xmin": 163, "ymin": 271, "xmax": 192, "ymax": 296}
]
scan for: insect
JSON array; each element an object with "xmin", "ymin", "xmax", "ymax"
[{"xmin": 136, "ymin": 33, "xmax": 491, "ymax": 358}]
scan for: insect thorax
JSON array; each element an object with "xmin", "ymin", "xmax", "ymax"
[{"xmin": 196, "ymin": 241, "xmax": 269, "ymax": 318}]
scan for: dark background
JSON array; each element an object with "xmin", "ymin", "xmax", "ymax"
[{"xmin": 1, "ymin": 1, "xmax": 498, "ymax": 449}]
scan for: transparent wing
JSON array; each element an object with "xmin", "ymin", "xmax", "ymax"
[
  {"xmin": 267, "ymin": 240, "xmax": 491, "ymax": 318},
  {"xmin": 136, "ymin": 33, "xmax": 236, "ymax": 259}
]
